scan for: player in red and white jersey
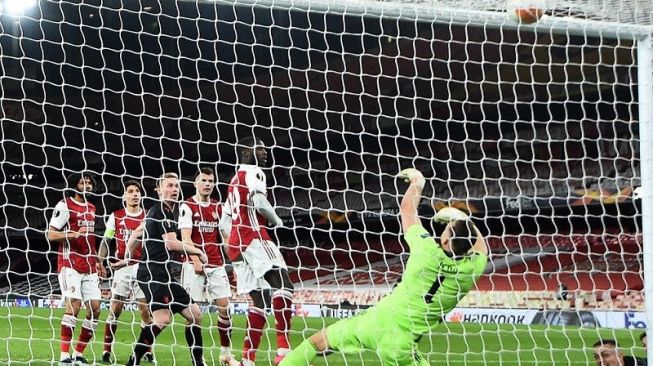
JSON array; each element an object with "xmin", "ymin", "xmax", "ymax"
[
  {"xmin": 179, "ymin": 167, "xmax": 237, "ymax": 366},
  {"xmin": 221, "ymin": 137, "xmax": 293, "ymax": 366},
  {"xmin": 46, "ymin": 172, "xmax": 102, "ymax": 366},
  {"xmin": 97, "ymin": 180, "xmax": 154, "ymax": 364}
]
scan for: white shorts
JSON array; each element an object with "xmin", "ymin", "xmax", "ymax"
[
  {"xmin": 111, "ymin": 264, "xmax": 145, "ymax": 300},
  {"xmin": 181, "ymin": 263, "xmax": 232, "ymax": 302},
  {"xmin": 58, "ymin": 267, "xmax": 102, "ymax": 302},
  {"xmin": 234, "ymin": 239, "xmax": 287, "ymax": 294}
]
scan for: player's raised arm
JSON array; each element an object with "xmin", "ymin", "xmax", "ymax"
[{"xmin": 397, "ymin": 168, "xmax": 426, "ymax": 233}]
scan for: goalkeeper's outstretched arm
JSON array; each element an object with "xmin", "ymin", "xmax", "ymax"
[{"xmin": 398, "ymin": 168, "xmax": 426, "ymax": 233}]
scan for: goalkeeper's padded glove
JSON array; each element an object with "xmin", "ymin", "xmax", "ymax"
[
  {"xmin": 397, "ymin": 168, "xmax": 426, "ymax": 189},
  {"xmin": 433, "ymin": 206, "xmax": 469, "ymax": 224}
]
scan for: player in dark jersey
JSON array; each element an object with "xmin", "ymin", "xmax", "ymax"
[
  {"xmin": 125, "ymin": 173, "xmax": 208, "ymax": 366},
  {"xmin": 47, "ymin": 172, "xmax": 102, "ymax": 366},
  {"xmin": 97, "ymin": 180, "xmax": 153, "ymax": 364}
]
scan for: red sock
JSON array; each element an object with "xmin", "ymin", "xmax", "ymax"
[
  {"xmin": 242, "ymin": 307, "xmax": 267, "ymax": 362},
  {"xmin": 218, "ymin": 313, "xmax": 232, "ymax": 348},
  {"xmin": 103, "ymin": 322, "xmax": 117, "ymax": 353},
  {"xmin": 60, "ymin": 314, "xmax": 76, "ymax": 354},
  {"xmin": 272, "ymin": 290, "xmax": 293, "ymax": 350},
  {"xmin": 74, "ymin": 319, "xmax": 97, "ymax": 354}
]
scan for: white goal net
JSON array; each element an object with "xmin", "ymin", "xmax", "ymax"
[{"xmin": 1, "ymin": 0, "xmax": 652, "ymax": 365}]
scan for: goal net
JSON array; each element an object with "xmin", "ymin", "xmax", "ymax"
[{"xmin": 1, "ymin": 0, "xmax": 652, "ymax": 364}]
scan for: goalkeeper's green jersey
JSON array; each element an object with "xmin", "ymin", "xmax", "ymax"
[{"xmin": 373, "ymin": 224, "xmax": 488, "ymax": 337}]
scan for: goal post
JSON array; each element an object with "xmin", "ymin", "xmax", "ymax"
[{"xmin": 637, "ymin": 33, "xmax": 653, "ymax": 365}]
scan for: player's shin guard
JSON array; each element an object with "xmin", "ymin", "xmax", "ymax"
[
  {"xmin": 60, "ymin": 314, "xmax": 77, "ymax": 355},
  {"xmin": 272, "ymin": 289, "xmax": 293, "ymax": 350},
  {"xmin": 133, "ymin": 324, "xmax": 162, "ymax": 362},
  {"xmin": 242, "ymin": 307, "xmax": 267, "ymax": 362},
  {"xmin": 184, "ymin": 324, "xmax": 204, "ymax": 366},
  {"xmin": 277, "ymin": 339, "xmax": 317, "ymax": 366},
  {"xmin": 217, "ymin": 312, "xmax": 232, "ymax": 348},
  {"xmin": 103, "ymin": 313, "xmax": 118, "ymax": 353},
  {"xmin": 74, "ymin": 318, "xmax": 98, "ymax": 355}
]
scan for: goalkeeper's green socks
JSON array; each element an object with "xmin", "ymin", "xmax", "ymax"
[{"xmin": 278, "ymin": 339, "xmax": 318, "ymax": 366}]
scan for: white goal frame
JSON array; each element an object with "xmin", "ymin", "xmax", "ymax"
[{"xmin": 214, "ymin": 0, "xmax": 653, "ymax": 362}]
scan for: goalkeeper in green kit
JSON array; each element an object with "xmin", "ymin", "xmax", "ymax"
[{"xmin": 279, "ymin": 168, "xmax": 489, "ymax": 366}]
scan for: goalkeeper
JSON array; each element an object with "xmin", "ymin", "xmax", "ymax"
[{"xmin": 279, "ymin": 168, "xmax": 488, "ymax": 366}]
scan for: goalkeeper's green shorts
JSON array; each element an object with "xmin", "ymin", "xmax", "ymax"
[{"xmin": 326, "ymin": 310, "xmax": 429, "ymax": 366}]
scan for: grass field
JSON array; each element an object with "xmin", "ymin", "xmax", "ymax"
[{"xmin": 0, "ymin": 308, "xmax": 645, "ymax": 365}]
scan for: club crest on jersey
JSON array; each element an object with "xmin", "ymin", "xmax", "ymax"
[{"xmin": 211, "ymin": 211, "xmax": 218, "ymax": 220}]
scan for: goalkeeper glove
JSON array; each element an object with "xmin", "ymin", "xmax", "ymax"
[
  {"xmin": 433, "ymin": 207, "xmax": 469, "ymax": 224},
  {"xmin": 397, "ymin": 168, "xmax": 426, "ymax": 189}
]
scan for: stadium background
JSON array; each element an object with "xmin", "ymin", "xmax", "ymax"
[{"xmin": 0, "ymin": 0, "xmax": 648, "ymax": 364}]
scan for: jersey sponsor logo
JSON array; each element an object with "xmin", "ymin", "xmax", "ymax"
[
  {"xmin": 440, "ymin": 264, "xmax": 459, "ymax": 274},
  {"xmin": 194, "ymin": 220, "xmax": 218, "ymax": 233},
  {"xmin": 77, "ymin": 220, "xmax": 95, "ymax": 227}
]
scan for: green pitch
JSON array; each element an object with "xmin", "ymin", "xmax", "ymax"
[{"xmin": 0, "ymin": 308, "xmax": 645, "ymax": 365}]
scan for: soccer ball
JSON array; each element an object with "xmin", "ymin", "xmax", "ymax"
[{"xmin": 506, "ymin": 0, "xmax": 545, "ymax": 24}]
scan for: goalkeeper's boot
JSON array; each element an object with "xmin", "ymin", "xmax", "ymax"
[
  {"xmin": 143, "ymin": 352, "xmax": 156, "ymax": 364},
  {"xmin": 101, "ymin": 351, "xmax": 112, "ymax": 364},
  {"xmin": 73, "ymin": 355, "xmax": 91, "ymax": 366}
]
